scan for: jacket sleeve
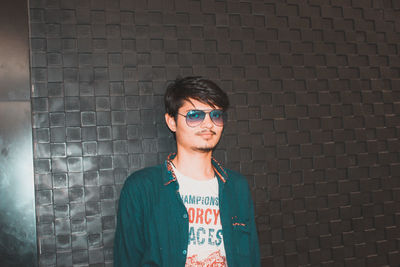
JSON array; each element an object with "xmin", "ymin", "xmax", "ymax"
[{"xmin": 114, "ymin": 178, "xmax": 145, "ymax": 267}]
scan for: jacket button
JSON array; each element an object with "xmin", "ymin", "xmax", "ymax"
[
  {"xmin": 182, "ymin": 250, "xmax": 187, "ymax": 255},
  {"xmin": 183, "ymin": 214, "xmax": 188, "ymax": 219}
]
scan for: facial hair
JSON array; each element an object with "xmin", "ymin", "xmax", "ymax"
[{"xmin": 192, "ymin": 130, "xmax": 218, "ymax": 153}]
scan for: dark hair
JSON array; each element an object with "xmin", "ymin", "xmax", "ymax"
[{"xmin": 164, "ymin": 76, "xmax": 229, "ymax": 118}]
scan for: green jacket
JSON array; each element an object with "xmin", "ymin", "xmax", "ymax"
[{"xmin": 114, "ymin": 154, "xmax": 260, "ymax": 266}]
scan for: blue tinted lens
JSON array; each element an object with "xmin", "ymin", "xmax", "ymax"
[
  {"xmin": 210, "ymin": 110, "xmax": 225, "ymax": 126},
  {"xmin": 186, "ymin": 110, "xmax": 206, "ymax": 126}
]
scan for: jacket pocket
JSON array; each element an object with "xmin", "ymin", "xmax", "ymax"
[{"xmin": 232, "ymin": 221, "xmax": 251, "ymax": 256}]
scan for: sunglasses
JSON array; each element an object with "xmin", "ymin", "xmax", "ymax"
[{"xmin": 178, "ymin": 109, "xmax": 227, "ymax": 127}]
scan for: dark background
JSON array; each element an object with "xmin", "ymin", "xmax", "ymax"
[{"xmin": 28, "ymin": 0, "xmax": 400, "ymax": 266}]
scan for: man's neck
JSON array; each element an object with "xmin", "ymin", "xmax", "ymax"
[{"xmin": 172, "ymin": 149, "xmax": 215, "ymax": 181}]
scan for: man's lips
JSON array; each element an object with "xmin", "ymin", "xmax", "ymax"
[{"xmin": 196, "ymin": 130, "xmax": 216, "ymax": 137}]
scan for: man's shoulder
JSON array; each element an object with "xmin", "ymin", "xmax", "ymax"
[
  {"xmin": 123, "ymin": 164, "xmax": 164, "ymax": 190},
  {"xmin": 221, "ymin": 168, "xmax": 254, "ymax": 206},
  {"xmin": 224, "ymin": 168, "xmax": 250, "ymax": 187}
]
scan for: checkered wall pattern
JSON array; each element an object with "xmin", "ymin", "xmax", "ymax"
[{"xmin": 29, "ymin": 0, "xmax": 400, "ymax": 266}]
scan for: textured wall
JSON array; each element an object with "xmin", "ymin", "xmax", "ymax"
[{"xmin": 29, "ymin": 0, "xmax": 400, "ymax": 266}]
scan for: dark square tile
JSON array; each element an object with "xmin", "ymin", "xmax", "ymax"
[
  {"xmin": 55, "ymin": 219, "xmax": 71, "ymax": 235},
  {"xmin": 97, "ymin": 126, "xmax": 112, "ymax": 140},
  {"xmin": 86, "ymin": 215, "xmax": 101, "ymax": 233},
  {"xmin": 72, "ymin": 249, "xmax": 88, "ymax": 265},
  {"xmin": 93, "ymin": 52, "xmax": 107, "ymax": 66},
  {"xmin": 48, "ymin": 97, "xmax": 64, "ymax": 112},
  {"xmin": 65, "ymin": 81, "xmax": 79, "ymax": 96},
  {"xmin": 65, "ymin": 97, "xmax": 80, "ymax": 111},
  {"xmin": 39, "ymin": 236, "xmax": 56, "ymax": 253},
  {"xmin": 98, "ymin": 141, "xmax": 113, "ymax": 155},
  {"xmin": 66, "ymin": 112, "xmax": 81, "ymax": 126},
  {"xmin": 128, "ymin": 140, "xmax": 141, "ymax": 153},
  {"xmin": 100, "ymin": 200, "xmax": 115, "ymax": 216},
  {"xmin": 112, "ymin": 125, "xmax": 127, "ymax": 139},
  {"xmin": 80, "ymin": 82, "xmax": 95, "ymax": 96},
  {"xmin": 72, "ymin": 233, "xmax": 88, "ymax": 251},
  {"xmin": 114, "ymin": 168, "xmax": 128, "ymax": 185},
  {"xmin": 69, "ymin": 187, "xmax": 84, "ymax": 203},
  {"xmin": 36, "ymin": 204, "xmax": 54, "ymax": 223},
  {"xmin": 66, "ymin": 127, "xmax": 81, "ymax": 142},
  {"xmin": 82, "ymin": 126, "xmax": 97, "ymax": 141},
  {"xmin": 127, "ymin": 125, "xmax": 140, "ymax": 139},
  {"xmin": 83, "ymin": 156, "xmax": 98, "ymax": 172},
  {"xmin": 33, "ymin": 128, "xmax": 50, "ymax": 143},
  {"xmin": 49, "ymin": 112, "xmax": 65, "ymax": 127},
  {"xmin": 53, "ymin": 173, "xmax": 67, "ymax": 188},
  {"xmin": 50, "ymin": 127, "xmax": 66, "ymax": 142},
  {"xmin": 102, "ymin": 216, "xmax": 115, "ymax": 231},
  {"xmin": 83, "ymin": 141, "xmax": 97, "ymax": 156},
  {"xmin": 63, "ymin": 52, "xmax": 78, "ymax": 67},
  {"xmin": 103, "ymin": 230, "xmax": 115, "ymax": 248},
  {"xmin": 70, "ymin": 205, "xmax": 85, "ymax": 221},
  {"xmin": 80, "ymin": 96, "xmax": 96, "ymax": 111},
  {"xmin": 113, "ymin": 155, "xmax": 128, "ymax": 168},
  {"xmin": 111, "ymin": 111, "xmax": 126, "ymax": 125},
  {"xmin": 81, "ymin": 111, "xmax": 96, "ymax": 126},
  {"xmin": 67, "ymin": 157, "xmax": 83, "ymax": 172},
  {"xmin": 96, "ymin": 111, "xmax": 111, "ymax": 125},
  {"xmin": 32, "ymin": 112, "xmax": 49, "ymax": 130},
  {"xmin": 34, "ymin": 158, "xmax": 51, "ymax": 173},
  {"xmin": 84, "ymin": 171, "xmax": 99, "ymax": 186},
  {"xmin": 36, "ymin": 173, "xmax": 52, "ymax": 189},
  {"xmin": 52, "ymin": 157, "xmax": 67, "ymax": 172},
  {"xmin": 88, "ymin": 247, "xmax": 104, "ymax": 264},
  {"xmin": 51, "ymin": 143, "xmax": 66, "ymax": 157},
  {"xmin": 96, "ymin": 97, "xmax": 111, "ymax": 111},
  {"xmin": 113, "ymin": 140, "xmax": 127, "ymax": 154},
  {"xmin": 110, "ymin": 82, "xmax": 124, "ymax": 95},
  {"xmin": 36, "ymin": 189, "xmax": 53, "ymax": 205},
  {"xmin": 68, "ymin": 172, "xmax": 83, "ymax": 187},
  {"xmin": 99, "ymin": 170, "xmax": 114, "ymax": 185},
  {"xmin": 100, "ymin": 186, "xmax": 114, "ymax": 200},
  {"xmin": 111, "ymin": 96, "xmax": 125, "ymax": 110},
  {"xmin": 54, "ymin": 204, "xmax": 69, "ymax": 219},
  {"xmin": 53, "ymin": 188, "xmax": 69, "ymax": 204},
  {"xmin": 36, "ymin": 143, "xmax": 50, "ymax": 158},
  {"xmin": 88, "ymin": 233, "xmax": 102, "ymax": 248},
  {"xmin": 98, "ymin": 156, "xmax": 113, "ymax": 169}
]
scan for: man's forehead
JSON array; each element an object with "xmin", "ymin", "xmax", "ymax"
[{"xmin": 180, "ymin": 98, "xmax": 219, "ymax": 110}]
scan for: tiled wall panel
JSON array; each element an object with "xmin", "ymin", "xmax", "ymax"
[{"xmin": 29, "ymin": 0, "xmax": 400, "ymax": 266}]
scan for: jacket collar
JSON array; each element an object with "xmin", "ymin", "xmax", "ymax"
[{"xmin": 162, "ymin": 152, "xmax": 228, "ymax": 186}]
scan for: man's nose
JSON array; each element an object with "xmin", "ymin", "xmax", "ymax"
[{"xmin": 200, "ymin": 113, "xmax": 213, "ymax": 128}]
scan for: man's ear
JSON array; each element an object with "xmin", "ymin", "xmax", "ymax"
[{"xmin": 165, "ymin": 113, "xmax": 177, "ymax": 132}]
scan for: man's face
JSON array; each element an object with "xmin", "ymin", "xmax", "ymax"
[{"xmin": 165, "ymin": 98, "xmax": 224, "ymax": 153}]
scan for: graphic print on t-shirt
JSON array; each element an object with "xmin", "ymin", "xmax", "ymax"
[{"xmin": 173, "ymin": 167, "xmax": 227, "ymax": 267}]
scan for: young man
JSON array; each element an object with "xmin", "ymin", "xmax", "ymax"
[{"xmin": 114, "ymin": 77, "xmax": 260, "ymax": 266}]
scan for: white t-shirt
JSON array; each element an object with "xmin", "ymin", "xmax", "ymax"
[{"xmin": 173, "ymin": 166, "xmax": 227, "ymax": 267}]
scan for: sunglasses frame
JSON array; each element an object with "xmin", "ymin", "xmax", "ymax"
[{"xmin": 178, "ymin": 109, "xmax": 226, "ymax": 128}]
